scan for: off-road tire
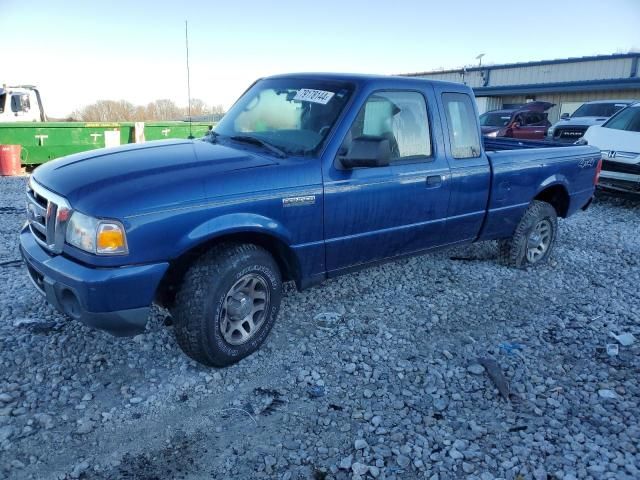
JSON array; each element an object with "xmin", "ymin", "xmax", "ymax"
[
  {"xmin": 172, "ymin": 243, "xmax": 282, "ymax": 367},
  {"xmin": 499, "ymin": 200, "xmax": 558, "ymax": 269}
]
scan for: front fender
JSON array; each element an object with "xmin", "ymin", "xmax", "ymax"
[{"xmin": 174, "ymin": 212, "xmax": 294, "ymax": 258}]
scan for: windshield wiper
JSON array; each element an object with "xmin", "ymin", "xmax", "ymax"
[{"xmin": 229, "ymin": 135, "xmax": 287, "ymax": 158}]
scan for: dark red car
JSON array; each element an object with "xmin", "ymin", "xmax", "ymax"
[{"xmin": 480, "ymin": 102, "xmax": 554, "ymax": 140}]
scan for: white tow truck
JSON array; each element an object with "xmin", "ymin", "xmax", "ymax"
[{"xmin": 0, "ymin": 85, "xmax": 47, "ymax": 123}]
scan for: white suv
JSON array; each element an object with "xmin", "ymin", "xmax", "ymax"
[{"xmin": 580, "ymin": 103, "xmax": 640, "ymax": 195}]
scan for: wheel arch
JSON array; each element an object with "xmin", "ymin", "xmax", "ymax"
[
  {"xmin": 534, "ymin": 181, "xmax": 570, "ymax": 218},
  {"xmin": 155, "ymin": 215, "xmax": 302, "ymax": 308}
]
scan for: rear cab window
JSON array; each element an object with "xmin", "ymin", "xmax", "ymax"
[{"xmin": 441, "ymin": 93, "xmax": 481, "ymax": 159}]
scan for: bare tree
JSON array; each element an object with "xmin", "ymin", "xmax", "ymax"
[
  {"xmin": 72, "ymin": 100, "xmax": 137, "ymax": 121},
  {"xmin": 188, "ymin": 98, "xmax": 209, "ymax": 117},
  {"xmin": 72, "ymin": 98, "xmax": 224, "ymax": 122},
  {"xmin": 211, "ymin": 104, "xmax": 226, "ymax": 115},
  {"xmin": 145, "ymin": 99, "xmax": 182, "ymax": 121}
]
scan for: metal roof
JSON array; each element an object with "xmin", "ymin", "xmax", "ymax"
[{"xmin": 404, "ymin": 52, "xmax": 640, "ymax": 77}]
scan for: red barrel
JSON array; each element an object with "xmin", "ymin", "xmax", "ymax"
[{"xmin": 0, "ymin": 145, "xmax": 22, "ymax": 176}]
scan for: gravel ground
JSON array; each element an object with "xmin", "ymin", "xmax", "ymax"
[{"xmin": 0, "ymin": 176, "xmax": 639, "ymax": 480}]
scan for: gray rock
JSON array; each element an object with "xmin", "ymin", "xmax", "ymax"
[
  {"xmin": 351, "ymin": 462, "xmax": 369, "ymax": 475},
  {"xmin": 354, "ymin": 438, "xmax": 368, "ymax": 450},
  {"xmin": 76, "ymin": 420, "xmax": 95, "ymax": 435},
  {"xmin": 0, "ymin": 425, "xmax": 15, "ymax": 442},
  {"xmin": 598, "ymin": 389, "xmax": 618, "ymax": 399},
  {"xmin": 34, "ymin": 413, "xmax": 54, "ymax": 429},
  {"xmin": 467, "ymin": 364, "xmax": 485, "ymax": 375},
  {"xmin": 433, "ymin": 397, "xmax": 448, "ymax": 411},
  {"xmin": 339, "ymin": 455, "xmax": 353, "ymax": 470},
  {"xmin": 449, "ymin": 448, "xmax": 464, "ymax": 460},
  {"xmin": 396, "ymin": 454, "xmax": 410, "ymax": 468},
  {"xmin": 344, "ymin": 363, "xmax": 357, "ymax": 374}
]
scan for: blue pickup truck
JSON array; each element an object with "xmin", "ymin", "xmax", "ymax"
[{"xmin": 20, "ymin": 74, "xmax": 601, "ymax": 366}]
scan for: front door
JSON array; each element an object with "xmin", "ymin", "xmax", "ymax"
[{"xmin": 323, "ymin": 88, "xmax": 451, "ymax": 273}]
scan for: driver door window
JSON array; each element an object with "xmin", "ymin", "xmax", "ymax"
[{"xmin": 342, "ymin": 91, "xmax": 431, "ymax": 162}]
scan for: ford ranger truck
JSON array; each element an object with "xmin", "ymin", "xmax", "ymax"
[{"xmin": 20, "ymin": 74, "xmax": 601, "ymax": 367}]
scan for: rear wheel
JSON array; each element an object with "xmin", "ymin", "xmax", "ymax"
[
  {"xmin": 499, "ymin": 200, "xmax": 558, "ymax": 268},
  {"xmin": 172, "ymin": 243, "xmax": 282, "ymax": 367}
]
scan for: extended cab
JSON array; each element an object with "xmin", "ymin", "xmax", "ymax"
[{"xmin": 20, "ymin": 74, "xmax": 601, "ymax": 366}]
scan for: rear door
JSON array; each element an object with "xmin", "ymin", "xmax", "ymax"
[
  {"xmin": 323, "ymin": 86, "xmax": 451, "ymax": 273},
  {"xmin": 435, "ymin": 90, "xmax": 491, "ymax": 243},
  {"xmin": 514, "ymin": 112, "xmax": 549, "ymax": 139}
]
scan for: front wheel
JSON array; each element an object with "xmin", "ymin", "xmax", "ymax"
[
  {"xmin": 499, "ymin": 200, "xmax": 558, "ymax": 268},
  {"xmin": 172, "ymin": 243, "xmax": 282, "ymax": 367}
]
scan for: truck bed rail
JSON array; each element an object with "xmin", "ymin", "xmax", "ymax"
[{"xmin": 484, "ymin": 136, "xmax": 574, "ymax": 151}]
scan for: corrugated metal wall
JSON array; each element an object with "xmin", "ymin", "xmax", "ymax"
[
  {"xmin": 414, "ymin": 55, "xmax": 640, "ymax": 120},
  {"xmin": 489, "ymin": 58, "xmax": 634, "ymax": 86}
]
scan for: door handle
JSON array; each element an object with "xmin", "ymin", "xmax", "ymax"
[{"xmin": 425, "ymin": 175, "xmax": 443, "ymax": 188}]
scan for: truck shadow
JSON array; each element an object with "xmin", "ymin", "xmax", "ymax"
[{"xmin": 594, "ymin": 190, "xmax": 640, "ymax": 209}]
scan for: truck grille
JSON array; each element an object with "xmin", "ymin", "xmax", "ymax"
[
  {"xmin": 602, "ymin": 159, "xmax": 640, "ymax": 175},
  {"xmin": 553, "ymin": 126, "xmax": 588, "ymax": 141},
  {"xmin": 26, "ymin": 179, "xmax": 72, "ymax": 254}
]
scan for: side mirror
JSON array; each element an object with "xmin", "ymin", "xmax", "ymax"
[
  {"xmin": 512, "ymin": 122, "xmax": 521, "ymax": 129},
  {"xmin": 560, "ymin": 113, "xmax": 570, "ymax": 120},
  {"xmin": 340, "ymin": 136, "xmax": 391, "ymax": 169}
]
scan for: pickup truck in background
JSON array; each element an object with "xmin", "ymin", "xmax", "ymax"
[
  {"xmin": 480, "ymin": 101, "xmax": 554, "ymax": 140},
  {"xmin": 547, "ymin": 99, "xmax": 636, "ymax": 143},
  {"xmin": 20, "ymin": 74, "xmax": 601, "ymax": 367},
  {"xmin": 580, "ymin": 102, "xmax": 640, "ymax": 195}
]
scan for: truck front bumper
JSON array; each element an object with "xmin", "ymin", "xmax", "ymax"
[
  {"xmin": 19, "ymin": 225, "xmax": 169, "ymax": 336},
  {"xmin": 598, "ymin": 170, "xmax": 640, "ymax": 195}
]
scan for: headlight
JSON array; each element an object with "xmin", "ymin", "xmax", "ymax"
[
  {"xmin": 574, "ymin": 138, "xmax": 588, "ymax": 146},
  {"xmin": 66, "ymin": 211, "xmax": 128, "ymax": 255},
  {"xmin": 485, "ymin": 131, "xmax": 498, "ymax": 138}
]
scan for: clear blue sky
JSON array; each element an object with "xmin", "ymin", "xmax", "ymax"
[{"xmin": 3, "ymin": 0, "xmax": 639, "ymax": 117}]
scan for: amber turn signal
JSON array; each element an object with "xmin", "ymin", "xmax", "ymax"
[{"xmin": 96, "ymin": 223, "xmax": 128, "ymax": 254}]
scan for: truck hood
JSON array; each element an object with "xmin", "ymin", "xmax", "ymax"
[
  {"xmin": 551, "ymin": 116, "xmax": 610, "ymax": 129},
  {"xmin": 32, "ymin": 139, "xmax": 277, "ymax": 217},
  {"xmin": 583, "ymin": 126, "xmax": 640, "ymax": 162}
]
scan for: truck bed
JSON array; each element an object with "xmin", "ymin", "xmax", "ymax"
[
  {"xmin": 479, "ymin": 141, "xmax": 601, "ymax": 241},
  {"xmin": 483, "ymin": 136, "xmax": 573, "ymax": 151}
]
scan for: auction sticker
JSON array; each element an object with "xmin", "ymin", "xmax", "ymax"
[{"xmin": 293, "ymin": 89, "xmax": 335, "ymax": 104}]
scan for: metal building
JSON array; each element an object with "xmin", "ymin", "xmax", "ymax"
[{"xmin": 404, "ymin": 53, "xmax": 640, "ymax": 122}]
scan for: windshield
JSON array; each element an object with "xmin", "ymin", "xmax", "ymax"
[
  {"xmin": 571, "ymin": 102, "xmax": 628, "ymax": 118},
  {"xmin": 214, "ymin": 78, "xmax": 353, "ymax": 155},
  {"xmin": 479, "ymin": 112, "xmax": 511, "ymax": 127},
  {"xmin": 602, "ymin": 105, "xmax": 640, "ymax": 132}
]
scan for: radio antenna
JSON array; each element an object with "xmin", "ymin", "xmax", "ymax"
[{"xmin": 185, "ymin": 20, "xmax": 193, "ymax": 139}]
